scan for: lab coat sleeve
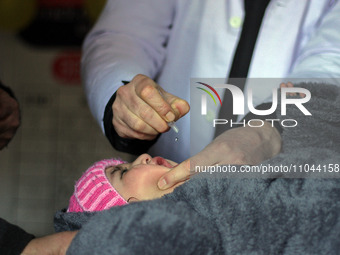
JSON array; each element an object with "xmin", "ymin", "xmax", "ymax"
[
  {"xmin": 81, "ymin": 0, "xmax": 175, "ymax": 131},
  {"xmin": 289, "ymin": 1, "xmax": 340, "ymax": 82}
]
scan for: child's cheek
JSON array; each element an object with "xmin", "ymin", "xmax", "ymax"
[
  {"xmin": 124, "ymin": 171, "xmax": 150, "ymax": 193},
  {"xmin": 125, "ymin": 166, "xmax": 169, "ymax": 188}
]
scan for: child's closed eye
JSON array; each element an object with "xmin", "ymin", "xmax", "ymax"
[{"xmin": 120, "ymin": 168, "xmax": 128, "ymax": 179}]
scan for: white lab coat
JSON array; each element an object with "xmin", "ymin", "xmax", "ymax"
[{"xmin": 82, "ymin": 0, "xmax": 340, "ymax": 162}]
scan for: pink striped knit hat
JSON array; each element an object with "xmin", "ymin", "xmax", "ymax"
[{"xmin": 68, "ymin": 159, "xmax": 128, "ymax": 212}]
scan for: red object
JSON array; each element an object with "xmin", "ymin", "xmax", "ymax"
[{"xmin": 52, "ymin": 52, "xmax": 81, "ymax": 85}]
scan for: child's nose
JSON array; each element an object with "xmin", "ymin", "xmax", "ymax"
[{"xmin": 137, "ymin": 153, "xmax": 152, "ymax": 164}]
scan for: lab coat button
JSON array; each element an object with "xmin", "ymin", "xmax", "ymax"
[{"xmin": 229, "ymin": 16, "xmax": 242, "ymax": 28}]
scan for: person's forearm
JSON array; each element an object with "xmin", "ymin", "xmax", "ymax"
[
  {"xmin": 252, "ymin": 121, "xmax": 282, "ymax": 161},
  {"xmin": 21, "ymin": 231, "xmax": 77, "ymax": 255},
  {"xmin": 82, "ymin": 0, "xmax": 174, "ymax": 131},
  {"xmin": 158, "ymin": 121, "xmax": 282, "ymax": 189},
  {"xmin": 214, "ymin": 121, "xmax": 281, "ymax": 165}
]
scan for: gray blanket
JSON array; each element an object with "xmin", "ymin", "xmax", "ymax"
[{"xmin": 55, "ymin": 83, "xmax": 340, "ymax": 254}]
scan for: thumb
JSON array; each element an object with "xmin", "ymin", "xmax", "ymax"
[
  {"xmin": 162, "ymin": 90, "xmax": 190, "ymax": 120},
  {"xmin": 158, "ymin": 159, "xmax": 191, "ymax": 190}
]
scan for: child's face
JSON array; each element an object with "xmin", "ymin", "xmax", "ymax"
[{"xmin": 105, "ymin": 154, "xmax": 183, "ymax": 202}]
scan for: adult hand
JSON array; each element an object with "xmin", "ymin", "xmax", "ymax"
[
  {"xmin": 158, "ymin": 121, "xmax": 282, "ymax": 189},
  {"xmin": 112, "ymin": 74, "xmax": 190, "ymax": 140},
  {"xmin": 0, "ymin": 88, "xmax": 20, "ymax": 150},
  {"xmin": 21, "ymin": 231, "xmax": 77, "ymax": 255}
]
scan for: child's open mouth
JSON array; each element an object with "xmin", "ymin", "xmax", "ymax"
[{"xmin": 153, "ymin": 157, "xmax": 174, "ymax": 168}]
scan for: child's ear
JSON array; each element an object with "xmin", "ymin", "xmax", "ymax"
[{"xmin": 127, "ymin": 197, "xmax": 139, "ymax": 203}]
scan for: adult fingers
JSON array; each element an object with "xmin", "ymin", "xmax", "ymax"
[
  {"xmin": 157, "ymin": 159, "xmax": 191, "ymax": 190},
  {"xmin": 160, "ymin": 89, "xmax": 190, "ymax": 120},
  {"xmin": 112, "ymin": 103, "xmax": 159, "ymax": 140},
  {"xmin": 114, "ymin": 77, "xmax": 169, "ymax": 137}
]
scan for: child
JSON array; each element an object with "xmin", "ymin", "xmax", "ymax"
[
  {"xmin": 68, "ymin": 83, "xmax": 300, "ymax": 213},
  {"xmin": 68, "ymin": 154, "xmax": 183, "ymax": 212}
]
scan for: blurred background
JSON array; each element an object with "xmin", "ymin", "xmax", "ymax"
[{"xmin": 0, "ymin": 0, "xmax": 134, "ymax": 236}]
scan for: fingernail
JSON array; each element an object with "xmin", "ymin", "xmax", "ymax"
[
  {"xmin": 158, "ymin": 178, "xmax": 168, "ymax": 189},
  {"xmin": 165, "ymin": 111, "xmax": 175, "ymax": 122}
]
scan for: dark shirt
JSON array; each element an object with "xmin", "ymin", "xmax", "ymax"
[{"xmin": 0, "ymin": 218, "xmax": 35, "ymax": 255}]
